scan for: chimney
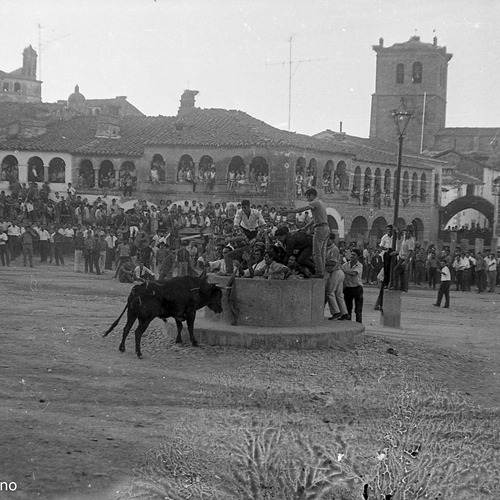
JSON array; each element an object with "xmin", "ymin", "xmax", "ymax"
[
  {"xmin": 433, "ymin": 36, "xmax": 438, "ymax": 47},
  {"xmin": 178, "ymin": 90, "xmax": 199, "ymax": 116},
  {"xmin": 379, "ymin": 37, "xmax": 384, "ymax": 47}
]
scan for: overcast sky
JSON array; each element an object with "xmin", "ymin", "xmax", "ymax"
[{"xmin": 1, "ymin": 0, "xmax": 499, "ymax": 138}]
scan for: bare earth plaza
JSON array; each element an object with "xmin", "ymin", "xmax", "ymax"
[{"xmin": 1, "ymin": 2, "xmax": 500, "ymax": 499}]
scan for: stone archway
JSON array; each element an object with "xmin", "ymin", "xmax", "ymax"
[
  {"xmin": 370, "ymin": 216, "xmax": 388, "ymax": 240},
  {"xmin": 440, "ymin": 195, "xmax": 494, "ymax": 229},
  {"xmin": 326, "ymin": 207, "xmax": 344, "ymax": 238},
  {"xmin": 350, "ymin": 215, "xmax": 368, "ymax": 239},
  {"xmin": 411, "ymin": 217, "xmax": 424, "ymax": 242},
  {"xmin": 1, "ymin": 155, "xmax": 19, "ymax": 182},
  {"xmin": 28, "ymin": 156, "xmax": 44, "ymax": 183}
]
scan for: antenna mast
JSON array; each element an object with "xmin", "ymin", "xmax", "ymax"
[{"xmin": 266, "ymin": 35, "xmax": 327, "ymax": 132}]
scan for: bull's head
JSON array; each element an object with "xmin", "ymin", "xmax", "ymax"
[{"xmin": 207, "ymin": 284, "xmax": 223, "ymax": 314}]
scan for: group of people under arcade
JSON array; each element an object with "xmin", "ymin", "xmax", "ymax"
[{"xmin": 1, "ymin": 183, "xmax": 499, "ymax": 323}]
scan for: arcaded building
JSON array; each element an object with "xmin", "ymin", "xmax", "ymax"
[{"xmin": 1, "ymin": 87, "xmax": 443, "ymax": 245}]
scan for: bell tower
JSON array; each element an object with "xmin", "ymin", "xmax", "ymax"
[
  {"xmin": 22, "ymin": 45, "xmax": 37, "ymax": 79},
  {"xmin": 369, "ymin": 36, "xmax": 453, "ymax": 153}
]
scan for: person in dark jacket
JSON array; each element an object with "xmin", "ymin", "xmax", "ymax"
[{"xmin": 274, "ymin": 226, "xmax": 315, "ymax": 274}]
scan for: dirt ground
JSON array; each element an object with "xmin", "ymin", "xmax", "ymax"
[{"xmin": 1, "ymin": 261, "xmax": 499, "ymax": 499}]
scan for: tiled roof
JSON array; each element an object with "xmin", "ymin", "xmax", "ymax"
[
  {"xmin": 0, "ymin": 106, "xmax": 446, "ymax": 169},
  {"xmin": 436, "ymin": 127, "xmax": 500, "ymax": 136}
]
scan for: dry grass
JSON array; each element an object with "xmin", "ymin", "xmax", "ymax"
[{"xmin": 114, "ymin": 370, "xmax": 499, "ymax": 500}]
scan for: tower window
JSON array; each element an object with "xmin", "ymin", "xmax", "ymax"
[
  {"xmin": 412, "ymin": 62, "xmax": 422, "ymax": 83},
  {"xmin": 396, "ymin": 63, "xmax": 404, "ymax": 84},
  {"xmin": 14, "ymin": 82, "xmax": 21, "ymax": 93}
]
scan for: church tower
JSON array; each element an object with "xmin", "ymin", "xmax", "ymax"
[
  {"xmin": 369, "ymin": 36, "xmax": 453, "ymax": 153},
  {"xmin": 22, "ymin": 45, "xmax": 37, "ymax": 79}
]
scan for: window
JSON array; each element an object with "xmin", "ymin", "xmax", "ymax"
[
  {"xmin": 412, "ymin": 62, "xmax": 422, "ymax": 83},
  {"xmin": 396, "ymin": 63, "xmax": 404, "ymax": 84},
  {"xmin": 2, "ymin": 82, "xmax": 9, "ymax": 92},
  {"xmin": 14, "ymin": 82, "xmax": 21, "ymax": 93}
]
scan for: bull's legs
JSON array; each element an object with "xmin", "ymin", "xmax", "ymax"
[
  {"xmin": 118, "ymin": 311, "xmax": 137, "ymax": 352},
  {"xmin": 186, "ymin": 313, "xmax": 198, "ymax": 347},
  {"xmin": 175, "ymin": 319, "xmax": 183, "ymax": 344},
  {"xmin": 134, "ymin": 319, "xmax": 153, "ymax": 358}
]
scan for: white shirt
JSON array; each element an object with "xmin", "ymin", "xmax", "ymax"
[
  {"xmin": 64, "ymin": 228, "xmax": 74, "ymax": 238},
  {"xmin": 0, "ymin": 232, "xmax": 7, "ymax": 245},
  {"xmin": 7, "ymin": 225, "xmax": 21, "ymax": 237},
  {"xmin": 379, "ymin": 233, "xmax": 393, "ymax": 252},
  {"xmin": 38, "ymin": 229, "xmax": 50, "ymax": 241}
]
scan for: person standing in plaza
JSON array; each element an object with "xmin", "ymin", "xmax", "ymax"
[
  {"xmin": 485, "ymin": 253, "xmax": 497, "ymax": 293},
  {"xmin": 0, "ymin": 226, "xmax": 9, "ymax": 266},
  {"xmin": 286, "ymin": 188, "xmax": 329, "ymax": 278},
  {"xmin": 19, "ymin": 224, "xmax": 37, "ymax": 267},
  {"xmin": 379, "ymin": 225, "xmax": 394, "ymax": 288},
  {"xmin": 324, "ymin": 232, "xmax": 349, "ymax": 320},
  {"xmin": 475, "ymin": 252, "xmax": 486, "ymax": 293},
  {"xmin": 426, "ymin": 250, "xmax": 439, "ymax": 290},
  {"xmin": 342, "ymin": 248, "xmax": 364, "ymax": 323},
  {"xmin": 433, "ymin": 259, "xmax": 451, "ymax": 308},
  {"xmin": 7, "ymin": 222, "xmax": 21, "ymax": 260},
  {"xmin": 391, "ymin": 225, "xmax": 415, "ymax": 292}
]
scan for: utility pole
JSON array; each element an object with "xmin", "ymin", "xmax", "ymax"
[{"xmin": 266, "ymin": 35, "xmax": 326, "ymax": 131}]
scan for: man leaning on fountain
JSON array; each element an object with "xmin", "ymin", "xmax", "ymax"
[{"xmin": 286, "ymin": 188, "xmax": 329, "ymax": 278}]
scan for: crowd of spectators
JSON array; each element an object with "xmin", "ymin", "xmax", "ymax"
[{"xmin": 1, "ymin": 181, "xmax": 498, "ymax": 296}]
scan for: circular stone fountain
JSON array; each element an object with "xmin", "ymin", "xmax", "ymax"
[{"xmin": 167, "ymin": 275, "xmax": 364, "ymax": 349}]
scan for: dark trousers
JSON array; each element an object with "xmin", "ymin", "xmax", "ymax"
[
  {"xmin": 343, "ymin": 285, "xmax": 363, "ymax": 323},
  {"xmin": 428, "ymin": 268, "xmax": 438, "ymax": 288},
  {"xmin": 476, "ymin": 269, "xmax": 486, "ymax": 292},
  {"xmin": 436, "ymin": 281, "xmax": 450, "ymax": 307},
  {"xmin": 0, "ymin": 245, "xmax": 9, "ymax": 266},
  {"xmin": 393, "ymin": 258, "xmax": 407, "ymax": 290},
  {"xmin": 382, "ymin": 251, "xmax": 396, "ymax": 287},
  {"xmin": 105, "ymin": 247, "xmax": 115, "ymax": 270},
  {"xmin": 54, "ymin": 244, "xmax": 65, "ymax": 265},
  {"xmin": 39, "ymin": 240, "xmax": 49, "ymax": 262}
]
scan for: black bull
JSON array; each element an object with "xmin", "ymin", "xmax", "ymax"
[{"xmin": 103, "ymin": 276, "xmax": 223, "ymax": 358}]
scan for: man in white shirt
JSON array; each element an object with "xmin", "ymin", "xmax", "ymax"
[
  {"xmin": 37, "ymin": 225, "xmax": 50, "ymax": 263},
  {"xmin": 0, "ymin": 226, "xmax": 9, "ymax": 266},
  {"xmin": 379, "ymin": 224, "xmax": 394, "ymax": 288},
  {"xmin": 485, "ymin": 253, "xmax": 497, "ymax": 292},
  {"xmin": 434, "ymin": 260, "xmax": 451, "ymax": 308},
  {"xmin": 234, "ymin": 199, "xmax": 266, "ymax": 240},
  {"xmin": 7, "ymin": 223, "xmax": 21, "ymax": 259}
]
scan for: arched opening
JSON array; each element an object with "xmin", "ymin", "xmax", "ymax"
[
  {"xmin": 249, "ymin": 156, "xmax": 269, "ymax": 193},
  {"xmin": 351, "ymin": 166, "xmax": 362, "ymax": 201},
  {"xmin": 412, "ymin": 62, "xmax": 423, "ymax": 84},
  {"xmin": 150, "ymin": 153, "xmax": 165, "ymax": 182},
  {"xmin": 396, "ymin": 63, "xmax": 404, "ymax": 84},
  {"xmin": 420, "ymin": 173, "xmax": 427, "ymax": 202},
  {"xmin": 434, "ymin": 173, "xmax": 440, "ymax": 204},
  {"xmin": 411, "ymin": 172, "xmax": 419, "ymax": 202},
  {"xmin": 79, "ymin": 159, "xmax": 94, "ymax": 188},
  {"xmin": 2, "ymin": 82, "xmax": 9, "ymax": 92},
  {"xmin": 323, "ymin": 160, "xmax": 334, "ymax": 193},
  {"xmin": 177, "ymin": 154, "xmax": 195, "ymax": 183},
  {"xmin": 99, "ymin": 160, "xmax": 114, "ymax": 188},
  {"xmin": 327, "ymin": 214, "xmax": 339, "ymax": 231},
  {"xmin": 335, "ymin": 161, "xmax": 347, "ymax": 190},
  {"xmin": 306, "ymin": 158, "xmax": 317, "ymax": 188},
  {"xmin": 120, "ymin": 161, "xmax": 136, "ymax": 188},
  {"xmin": 48, "ymin": 157, "xmax": 66, "ymax": 183},
  {"xmin": 370, "ymin": 216, "xmax": 388, "ymax": 240},
  {"xmin": 1, "ymin": 155, "xmax": 19, "ymax": 182},
  {"xmin": 14, "ymin": 82, "xmax": 21, "ymax": 93},
  {"xmin": 363, "ymin": 167, "xmax": 372, "ymax": 205},
  {"xmin": 295, "ymin": 157, "xmax": 306, "ymax": 196},
  {"xmin": 226, "ymin": 155, "xmax": 245, "ymax": 191},
  {"xmin": 396, "ymin": 217, "xmax": 406, "ymax": 231},
  {"xmin": 411, "ymin": 218, "xmax": 424, "ymax": 242},
  {"xmin": 373, "ymin": 168, "xmax": 382, "ymax": 208},
  {"xmin": 350, "ymin": 216, "xmax": 368, "ymax": 239},
  {"xmin": 27, "ymin": 156, "xmax": 44, "ymax": 183}
]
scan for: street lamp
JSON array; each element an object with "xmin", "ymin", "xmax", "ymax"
[
  {"xmin": 492, "ymin": 176, "xmax": 500, "ymax": 253},
  {"xmin": 380, "ymin": 100, "xmax": 413, "ymax": 328},
  {"xmin": 390, "ymin": 100, "xmax": 414, "ymax": 251}
]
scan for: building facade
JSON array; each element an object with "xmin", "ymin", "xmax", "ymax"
[{"xmin": 0, "ymin": 46, "xmax": 42, "ymax": 104}]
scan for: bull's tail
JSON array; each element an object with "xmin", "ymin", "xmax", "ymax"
[{"xmin": 103, "ymin": 304, "xmax": 128, "ymax": 337}]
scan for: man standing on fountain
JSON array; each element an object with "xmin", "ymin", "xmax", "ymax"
[{"xmin": 286, "ymin": 188, "xmax": 329, "ymax": 278}]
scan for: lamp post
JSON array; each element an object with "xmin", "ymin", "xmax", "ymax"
[
  {"xmin": 390, "ymin": 102, "xmax": 413, "ymax": 250},
  {"xmin": 492, "ymin": 176, "xmax": 500, "ymax": 254},
  {"xmin": 380, "ymin": 101, "xmax": 413, "ymax": 328}
]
